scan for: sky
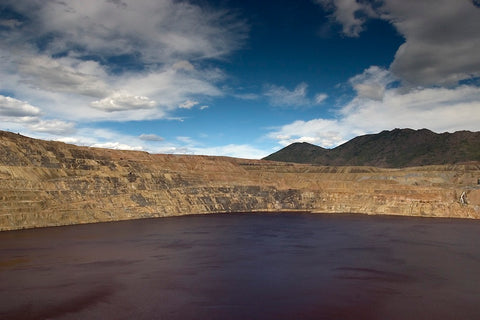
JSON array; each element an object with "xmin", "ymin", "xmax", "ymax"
[{"xmin": 0, "ymin": 0, "xmax": 479, "ymax": 159}]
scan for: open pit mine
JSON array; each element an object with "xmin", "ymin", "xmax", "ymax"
[{"xmin": 1, "ymin": 130, "xmax": 480, "ymax": 231}]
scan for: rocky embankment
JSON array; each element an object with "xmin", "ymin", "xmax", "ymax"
[{"xmin": 1, "ymin": 131, "xmax": 480, "ymax": 230}]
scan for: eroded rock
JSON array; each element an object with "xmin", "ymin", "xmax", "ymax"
[{"xmin": 1, "ymin": 131, "xmax": 480, "ymax": 230}]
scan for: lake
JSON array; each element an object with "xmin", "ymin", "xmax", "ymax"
[{"xmin": 1, "ymin": 212, "xmax": 480, "ymax": 319}]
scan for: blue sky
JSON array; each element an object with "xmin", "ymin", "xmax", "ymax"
[{"xmin": 1, "ymin": 0, "xmax": 479, "ymax": 159}]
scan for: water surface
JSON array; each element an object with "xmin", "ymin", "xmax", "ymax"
[{"xmin": 1, "ymin": 213, "xmax": 480, "ymax": 319}]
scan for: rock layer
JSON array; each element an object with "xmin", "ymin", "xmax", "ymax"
[{"xmin": 1, "ymin": 131, "xmax": 480, "ymax": 231}]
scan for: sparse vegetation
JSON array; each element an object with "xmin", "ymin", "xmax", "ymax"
[{"xmin": 263, "ymin": 129, "xmax": 480, "ymax": 168}]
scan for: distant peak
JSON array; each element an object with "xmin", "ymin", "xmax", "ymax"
[{"xmin": 264, "ymin": 128, "xmax": 480, "ymax": 167}]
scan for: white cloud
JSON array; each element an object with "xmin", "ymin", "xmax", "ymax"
[
  {"xmin": 144, "ymin": 133, "xmax": 268, "ymax": 159},
  {"xmin": 0, "ymin": 95, "xmax": 78, "ymax": 136},
  {"xmin": 0, "ymin": 51, "xmax": 224, "ymax": 121},
  {"xmin": 27, "ymin": 119, "xmax": 76, "ymax": 135},
  {"xmin": 268, "ymin": 118, "xmax": 348, "ymax": 148},
  {"xmin": 156, "ymin": 146, "xmax": 194, "ymax": 155},
  {"xmin": 56, "ymin": 128, "xmax": 145, "ymax": 151},
  {"xmin": 189, "ymin": 144, "xmax": 269, "ymax": 159},
  {"xmin": 349, "ymin": 66, "xmax": 394, "ymax": 100},
  {"xmin": 91, "ymin": 142, "xmax": 143, "ymax": 151},
  {"xmin": 315, "ymin": 0, "xmax": 480, "ymax": 86},
  {"xmin": 91, "ymin": 91, "xmax": 156, "ymax": 112},
  {"xmin": 340, "ymin": 85, "xmax": 480, "ymax": 133},
  {"xmin": 56, "ymin": 129, "xmax": 266, "ymax": 159},
  {"xmin": 0, "ymin": 0, "xmax": 246, "ymax": 130},
  {"xmin": 178, "ymin": 99, "xmax": 199, "ymax": 109},
  {"xmin": 18, "ymin": 55, "xmax": 109, "ymax": 98},
  {"xmin": 3, "ymin": 0, "xmax": 247, "ymax": 64},
  {"xmin": 152, "ymin": 143, "xmax": 267, "ymax": 159},
  {"xmin": 0, "ymin": 95, "xmax": 41, "ymax": 117},
  {"xmin": 177, "ymin": 100, "xmax": 208, "ymax": 110},
  {"xmin": 268, "ymin": 68, "xmax": 480, "ymax": 148},
  {"xmin": 264, "ymin": 82, "xmax": 327, "ymax": 108},
  {"xmin": 118, "ymin": 67, "xmax": 223, "ymax": 112}
]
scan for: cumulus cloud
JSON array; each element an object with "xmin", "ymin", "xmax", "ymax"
[
  {"xmin": 56, "ymin": 128, "xmax": 146, "ymax": 151},
  {"xmin": 264, "ymin": 82, "xmax": 327, "ymax": 108},
  {"xmin": 269, "ymin": 118, "xmax": 348, "ymax": 148},
  {"xmin": 0, "ymin": 0, "xmax": 247, "ymax": 128},
  {"xmin": 116, "ymin": 67, "xmax": 223, "ymax": 112},
  {"xmin": 383, "ymin": 0, "xmax": 480, "ymax": 86},
  {"xmin": 91, "ymin": 91, "xmax": 156, "ymax": 112},
  {"xmin": 27, "ymin": 119, "xmax": 76, "ymax": 135},
  {"xmin": 315, "ymin": 0, "xmax": 480, "ymax": 86},
  {"xmin": 0, "ymin": 95, "xmax": 41, "ymax": 117},
  {"xmin": 1, "ymin": 0, "xmax": 247, "ymax": 63},
  {"xmin": 18, "ymin": 55, "xmax": 109, "ymax": 98},
  {"xmin": 349, "ymin": 66, "xmax": 394, "ymax": 100},
  {"xmin": 0, "ymin": 94, "xmax": 77, "ymax": 136},
  {"xmin": 268, "ymin": 68, "xmax": 480, "ymax": 148},
  {"xmin": 338, "ymin": 85, "xmax": 480, "ymax": 133}
]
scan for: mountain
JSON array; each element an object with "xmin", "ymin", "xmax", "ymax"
[{"xmin": 263, "ymin": 128, "xmax": 480, "ymax": 167}]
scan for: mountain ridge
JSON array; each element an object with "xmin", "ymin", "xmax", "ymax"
[{"xmin": 263, "ymin": 128, "xmax": 480, "ymax": 167}]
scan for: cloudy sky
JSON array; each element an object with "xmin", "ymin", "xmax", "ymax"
[{"xmin": 1, "ymin": 0, "xmax": 479, "ymax": 159}]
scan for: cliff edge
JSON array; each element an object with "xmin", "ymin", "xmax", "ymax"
[{"xmin": 1, "ymin": 131, "xmax": 480, "ymax": 230}]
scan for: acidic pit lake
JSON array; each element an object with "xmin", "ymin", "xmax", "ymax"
[{"xmin": 1, "ymin": 212, "xmax": 480, "ymax": 319}]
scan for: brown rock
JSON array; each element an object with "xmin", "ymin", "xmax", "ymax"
[{"xmin": 1, "ymin": 131, "xmax": 480, "ymax": 231}]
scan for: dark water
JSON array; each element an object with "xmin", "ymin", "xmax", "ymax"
[{"xmin": 1, "ymin": 213, "xmax": 480, "ymax": 320}]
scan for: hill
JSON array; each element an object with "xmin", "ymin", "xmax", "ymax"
[
  {"xmin": 1, "ymin": 130, "xmax": 480, "ymax": 230},
  {"xmin": 263, "ymin": 129, "xmax": 480, "ymax": 167}
]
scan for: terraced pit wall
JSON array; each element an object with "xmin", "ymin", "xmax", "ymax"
[{"xmin": 1, "ymin": 131, "xmax": 480, "ymax": 231}]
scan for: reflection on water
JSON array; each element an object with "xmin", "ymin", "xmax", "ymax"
[{"xmin": 1, "ymin": 213, "xmax": 480, "ymax": 319}]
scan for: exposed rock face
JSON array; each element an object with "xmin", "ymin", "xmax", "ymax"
[
  {"xmin": 1, "ymin": 131, "xmax": 480, "ymax": 231},
  {"xmin": 264, "ymin": 128, "xmax": 480, "ymax": 167}
]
